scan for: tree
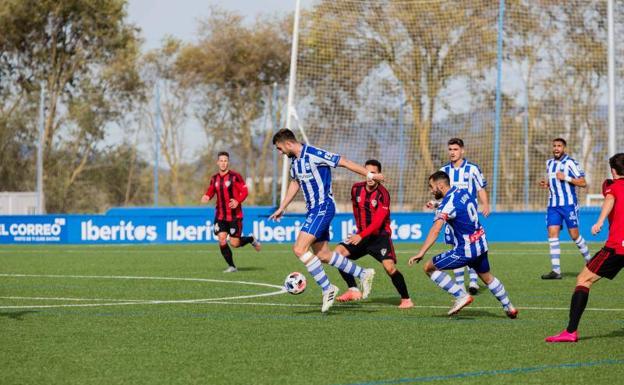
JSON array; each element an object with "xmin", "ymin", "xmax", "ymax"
[
  {"xmin": 177, "ymin": 8, "xmax": 291, "ymax": 203},
  {"xmin": 296, "ymin": 0, "xmax": 499, "ymax": 203},
  {"xmin": 0, "ymin": 0, "xmax": 143, "ymax": 212},
  {"xmin": 140, "ymin": 37, "xmax": 194, "ymax": 205}
]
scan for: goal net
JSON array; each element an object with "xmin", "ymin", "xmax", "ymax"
[{"xmin": 288, "ymin": 0, "xmax": 620, "ymax": 211}]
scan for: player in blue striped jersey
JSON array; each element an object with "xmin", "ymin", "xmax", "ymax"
[
  {"xmin": 409, "ymin": 171, "xmax": 517, "ymax": 318},
  {"xmin": 437, "ymin": 138, "xmax": 490, "ymax": 295},
  {"xmin": 539, "ymin": 138, "xmax": 590, "ymax": 280},
  {"xmin": 269, "ymin": 129, "xmax": 382, "ymax": 312}
]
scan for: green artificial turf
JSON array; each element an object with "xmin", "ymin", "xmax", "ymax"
[{"xmin": 1, "ymin": 242, "xmax": 623, "ymax": 385}]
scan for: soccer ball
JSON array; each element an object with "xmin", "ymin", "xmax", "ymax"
[{"xmin": 284, "ymin": 272, "xmax": 307, "ymax": 295}]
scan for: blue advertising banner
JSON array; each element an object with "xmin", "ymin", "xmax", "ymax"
[{"xmin": 0, "ymin": 206, "xmax": 604, "ymax": 245}]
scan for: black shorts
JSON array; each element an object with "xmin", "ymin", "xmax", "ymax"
[
  {"xmin": 339, "ymin": 234, "xmax": 396, "ymax": 263},
  {"xmin": 214, "ymin": 219, "xmax": 243, "ymax": 238},
  {"xmin": 586, "ymin": 247, "xmax": 624, "ymax": 280}
]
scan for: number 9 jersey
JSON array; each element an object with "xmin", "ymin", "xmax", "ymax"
[{"xmin": 435, "ymin": 186, "xmax": 488, "ymax": 258}]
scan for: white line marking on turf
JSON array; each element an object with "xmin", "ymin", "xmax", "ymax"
[
  {"xmin": 3, "ymin": 274, "xmax": 623, "ymax": 312},
  {"xmin": 0, "ymin": 296, "xmax": 145, "ymax": 302},
  {"xmin": 0, "ymin": 273, "xmax": 286, "ymax": 309}
]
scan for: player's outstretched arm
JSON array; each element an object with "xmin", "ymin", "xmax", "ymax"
[
  {"xmin": 338, "ymin": 158, "xmax": 384, "ymax": 182},
  {"xmin": 591, "ymin": 194, "xmax": 615, "ymax": 235},
  {"xmin": 269, "ymin": 181, "xmax": 300, "ymax": 221},
  {"xmin": 408, "ymin": 219, "xmax": 444, "ymax": 265}
]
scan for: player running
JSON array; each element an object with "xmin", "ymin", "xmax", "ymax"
[
  {"xmin": 201, "ymin": 151, "xmax": 260, "ymax": 272},
  {"xmin": 409, "ymin": 171, "xmax": 517, "ymax": 318},
  {"xmin": 334, "ymin": 160, "xmax": 413, "ymax": 309},
  {"xmin": 539, "ymin": 138, "xmax": 590, "ymax": 279},
  {"xmin": 269, "ymin": 129, "xmax": 380, "ymax": 313},
  {"xmin": 546, "ymin": 153, "xmax": 624, "ymax": 342},
  {"xmin": 435, "ymin": 138, "xmax": 490, "ymax": 294}
]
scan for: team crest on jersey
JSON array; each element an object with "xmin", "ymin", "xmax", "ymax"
[
  {"xmin": 371, "ymin": 199, "xmax": 377, "ymax": 207},
  {"xmin": 356, "ymin": 196, "xmax": 361, "ymax": 203},
  {"xmin": 305, "ymin": 163, "xmax": 311, "ymax": 171},
  {"xmin": 380, "ymin": 248, "xmax": 387, "ymax": 256},
  {"xmin": 215, "ymin": 182, "xmax": 219, "ymax": 187},
  {"xmin": 225, "ymin": 181, "xmax": 231, "ymax": 187},
  {"xmin": 463, "ymin": 173, "xmax": 470, "ymax": 180},
  {"xmin": 230, "ymin": 228, "xmax": 236, "ymax": 235}
]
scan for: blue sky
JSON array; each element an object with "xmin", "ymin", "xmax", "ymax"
[{"xmin": 127, "ymin": 0, "xmax": 301, "ymax": 50}]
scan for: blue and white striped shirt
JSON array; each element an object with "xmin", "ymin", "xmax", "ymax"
[
  {"xmin": 290, "ymin": 144, "xmax": 341, "ymax": 211},
  {"xmin": 440, "ymin": 159, "xmax": 487, "ymax": 198},
  {"xmin": 546, "ymin": 154, "xmax": 584, "ymax": 207},
  {"xmin": 435, "ymin": 186, "xmax": 488, "ymax": 258}
]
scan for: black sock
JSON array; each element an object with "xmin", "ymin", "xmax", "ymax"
[
  {"xmin": 339, "ymin": 269, "xmax": 358, "ymax": 289},
  {"xmin": 567, "ymin": 285, "xmax": 590, "ymax": 333},
  {"xmin": 219, "ymin": 244, "xmax": 235, "ymax": 267},
  {"xmin": 390, "ymin": 270, "xmax": 410, "ymax": 299},
  {"xmin": 240, "ymin": 236, "xmax": 255, "ymax": 247}
]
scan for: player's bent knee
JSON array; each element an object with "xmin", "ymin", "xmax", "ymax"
[{"xmin": 292, "ymin": 245, "xmax": 306, "ymax": 258}]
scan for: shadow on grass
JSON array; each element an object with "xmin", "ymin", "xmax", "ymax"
[
  {"xmin": 0, "ymin": 311, "xmax": 38, "ymax": 320},
  {"xmin": 580, "ymin": 328, "xmax": 624, "ymax": 341},
  {"xmin": 234, "ymin": 266, "xmax": 266, "ymax": 272}
]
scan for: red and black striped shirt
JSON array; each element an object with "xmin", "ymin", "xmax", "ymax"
[
  {"xmin": 351, "ymin": 182, "xmax": 392, "ymax": 238},
  {"xmin": 204, "ymin": 170, "xmax": 248, "ymax": 221}
]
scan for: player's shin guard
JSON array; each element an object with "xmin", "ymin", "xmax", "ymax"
[
  {"xmin": 566, "ymin": 285, "xmax": 590, "ymax": 333},
  {"xmin": 487, "ymin": 277, "xmax": 512, "ymax": 310},
  {"xmin": 219, "ymin": 244, "xmax": 235, "ymax": 267},
  {"xmin": 430, "ymin": 270, "xmax": 466, "ymax": 298},
  {"xmin": 549, "ymin": 237, "xmax": 561, "ymax": 274},
  {"xmin": 328, "ymin": 252, "xmax": 365, "ymax": 279},
  {"xmin": 390, "ymin": 270, "xmax": 409, "ymax": 299},
  {"xmin": 574, "ymin": 236, "xmax": 591, "ymax": 262},
  {"xmin": 453, "ymin": 268, "xmax": 465, "ymax": 287},
  {"xmin": 339, "ymin": 270, "xmax": 358, "ymax": 289},
  {"xmin": 301, "ymin": 252, "xmax": 331, "ymax": 292},
  {"xmin": 239, "ymin": 236, "xmax": 255, "ymax": 247}
]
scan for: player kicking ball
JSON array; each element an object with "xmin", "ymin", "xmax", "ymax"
[
  {"xmin": 408, "ymin": 171, "xmax": 517, "ymax": 318},
  {"xmin": 269, "ymin": 129, "xmax": 380, "ymax": 313},
  {"xmin": 546, "ymin": 153, "xmax": 624, "ymax": 343}
]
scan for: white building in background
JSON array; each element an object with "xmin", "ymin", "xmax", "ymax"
[{"xmin": 0, "ymin": 192, "xmax": 39, "ymax": 215}]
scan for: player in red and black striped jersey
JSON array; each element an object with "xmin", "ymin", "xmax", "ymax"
[
  {"xmin": 546, "ymin": 153, "xmax": 624, "ymax": 342},
  {"xmin": 201, "ymin": 152, "xmax": 260, "ymax": 272},
  {"xmin": 334, "ymin": 160, "xmax": 413, "ymax": 308}
]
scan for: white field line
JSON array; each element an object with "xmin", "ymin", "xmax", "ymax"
[
  {"xmin": 0, "ymin": 273, "xmax": 285, "ymax": 309},
  {"xmin": 2, "ymin": 273, "xmax": 622, "ymax": 312},
  {"xmin": 0, "ymin": 273, "xmax": 282, "ymax": 289},
  {"xmin": 0, "ymin": 296, "xmax": 146, "ymax": 302}
]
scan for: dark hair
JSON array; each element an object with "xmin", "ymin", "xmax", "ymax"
[
  {"xmin": 365, "ymin": 159, "xmax": 382, "ymax": 172},
  {"xmin": 429, "ymin": 170, "xmax": 450, "ymax": 185},
  {"xmin": 448, "ymin": 138, "xmax": 464, "ymax": 148},
  {"xmin": 553, "ymin": 138, "xmax": 567, "ymax": 147},
  {"xmin": 217, "ymin": 151, "xmax": 229, "ymax": 158},
  {"xmin": 272, "ymin": 128, "xmax": 297, "ymax": 144},
  {"xmin": 609, "ymin": 153, "xmax": 624, "ymax": 176}
]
